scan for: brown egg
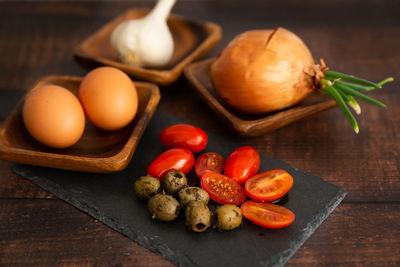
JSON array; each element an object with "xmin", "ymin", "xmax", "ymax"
[
  {"xmin": 23, "ymin": 84, "xmax": 85, "ymax": 149},
  {"xmin": 79, "ymin": 67, "xmax": 138, "ymax": 131}
]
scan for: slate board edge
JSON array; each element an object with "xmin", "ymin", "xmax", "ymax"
[
  {"xmin": 272, "ymin": 187, "xmax": 347, "ymax": 267},
  {"xmin": 13, "ymin": 164, "xmax": 347, "ymax": 267},
  {"xmin": 13, "ymin": 165, "xmax": 198, "ymax": 267}
]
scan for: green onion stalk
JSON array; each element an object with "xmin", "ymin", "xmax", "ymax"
[{"xmin": 312, "ymin": 60, "xmax": 393, "ymax": 133}]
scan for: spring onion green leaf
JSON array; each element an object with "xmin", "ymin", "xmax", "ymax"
[
  {"xmin": 324, "ymin": 70, "xmax": 380, "ymax": 88},
  {"xmin": 334, "ymin": 82, "xmax": 386, "ymax": 107},
  {"xmin": 335, "ymin": 87, "xmax": 361, "ymax": 114},
  {"xmin": 321, "ymin": 80, "xmax": 359, "ymax": 133}
]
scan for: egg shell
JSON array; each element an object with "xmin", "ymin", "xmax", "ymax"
[
  {"xmin": 22, "ymin": 84, "xmax": 86, "ymax": 149},
  {"xmin": 79, "ymin": 67, "xmax": 138, "ymax": 131}
]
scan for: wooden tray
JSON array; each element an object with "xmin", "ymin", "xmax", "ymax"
[
  {"xmin": 184, "ymin": 58, "xmax": 338, "ymax": 136},
  {"xmin": 74, "ymin": 8, "xmax": 222, "ymax": 86},
  {"xmin": 0, "ymin": 76, "xmax": 160, "ymax": 173}
]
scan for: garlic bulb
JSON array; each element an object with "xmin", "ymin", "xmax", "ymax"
[{"xmin": 111, "ymin": 0, "xmax": 176, "ymax": 68}]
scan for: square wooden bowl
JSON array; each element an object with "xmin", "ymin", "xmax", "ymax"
[
  {"xmin": 184, "ymin": 58, "xmax": 338, "ymax": 136},
  {"xmin": 0, "ymin": 76, "xmax": 160, "ymax": 173},
  {"xmin": 74, "ymin": 8, "xmax": 222, "ymax": 86}
]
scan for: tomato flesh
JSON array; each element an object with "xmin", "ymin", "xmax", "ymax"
[
  {"xmin": 245, "ymin": 169, "xmax": 293, "ymax": 202},
  {"xmin": 159, "ymin": 124, "xmax": 208, "ymax": 153},
  {"xmin": 195, "ymin": 152, "xmax": 224, "ymax": 179},
  {"xmin": 241, "ymin": 201, "xmax": 295, "ymax": 229},
  {"xmin": 146, "ymin": 148, "xmax": 195, "ymax": 180},
  {"xmin": 224, "ymin": 146, "xmax": 260, "ymax": 185},
  {"xmin": 201, "ymin": 171, "xmax": 246, "ymax": 205}
]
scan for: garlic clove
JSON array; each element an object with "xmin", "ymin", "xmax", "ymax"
[
  {"xmin": 135, "ymin": 17, "xmax": 174, "ymax": 67},
  {"xmin": 110, "ymin": 0, "xmax": 176, "ymax": 68},
  {"xmin": 111, "ymin": 20, "xmax": 143, "ymax": 66},
  {"xmin": 148, "ymin": 0, "xmax": 176, "ymax": 21}
]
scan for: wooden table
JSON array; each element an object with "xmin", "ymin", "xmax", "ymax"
[{"xmin": 1, "ymin": 1, "xmax": 399, "ymax": 266}]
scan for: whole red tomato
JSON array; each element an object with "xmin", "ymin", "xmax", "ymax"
[
  {"xmin": 146, "ymin": 148, "xmax": 195, "ymax": 180},
  {"xmin": 160, "ymin": 124, "xmax": 208, "ymax": 153},
  {"xmin": 224, "ymin": 146, "xmax": 260, "ymax": 185},
  {"xmin": 195, "ymin": 152, "xmax": 224, "ymax": 179}
]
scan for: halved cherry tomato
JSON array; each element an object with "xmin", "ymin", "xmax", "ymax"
[
  {"xmin": 201, "ymin": 171, "xmax": 246, "ymax": 205},
  {"xmin": 195, "ymin": 152, "xmax": 224, "ymax": 179},
  {"xmin": 240, "ymin": 201, "xmax": 295, "ymax": 229},
  {"xmin": 224, "ymin": 146, "xmax": 260, "ymax": 185},
  {"xmin": 245, "ymin": 169, "xmax": 293, "ymax": 202},
  {"xmin": 146, "ymin": 148, "xmax": 195, "ymax": 180},
  {"xmin": 159, "ymin": 124, "xmax": 208, "ymax": 153}
]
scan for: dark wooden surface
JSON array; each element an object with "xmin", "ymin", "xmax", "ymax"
[{"xmin": 0, "ymin": 0, "xmax": 399, "ymax": 266}]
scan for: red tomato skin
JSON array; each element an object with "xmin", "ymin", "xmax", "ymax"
[
  {"xmin": 195, "ymin": 152, "xmax": 224, "ymax": 179},
  {"xmin": 224, "ymin": 146, "xmax": 260, "ymax": 185},
  {"xmin": 245, "ymin": 169, "xmax": 293, "ymax": 202},
  {"xmin": 240, "ymin": 201, "xmax": 295, "ymax": 229},
  {"xmin": 201, "ymin": 171, "xmax": 246, "ymax": 205},
  {"xmin": 146, "ymin": 148, "xmax": 195, "ymax": 180},
  {"xmin": 160, "ymin": 124, "xmax": 208, "ymax": 153}
]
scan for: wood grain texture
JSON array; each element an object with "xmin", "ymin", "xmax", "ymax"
[
  {"xmin": 0, "ymin": 0, "xmax": 399, "ymax": 266},
  {"xmin": 289, "ymin": 203, "xmax": 400, "ymax": 266},
  {"xmin": 0, "ymin": 199, "xmax": 174, "ymax": 267},
  {"xmin": 0, "ymin": 161, "xmax": 54, "ymax": 199}
]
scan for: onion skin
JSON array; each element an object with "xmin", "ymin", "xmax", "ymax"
[{"xmin": 210, "ymin": 28, "xmax": 315, "ymax": 115}]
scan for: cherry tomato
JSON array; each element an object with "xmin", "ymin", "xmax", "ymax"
[
  {"xmin": 160, "ymin": 124, "xmax": 208, "ymax": 153},
  {"xmin": 146, "ymin": 148, "xmax": 195, "ymax": 180},
  {"xmin": 245, "ymin": 169, "xmax": 293, "ymax": 202},
  {"xmin": 224, "ymin": 146, "xmax": 260, "ymax": 185},
  {"xmin": 195, "ymin": 152, "xmax": 224, "ymax": 179},
  {"xmin": 240, "ymin": 201, "xmax": 295, "ymax": 229},
  {"xmin": 201, "ymin": 171, "xmax": 246, "ymax": 205}
]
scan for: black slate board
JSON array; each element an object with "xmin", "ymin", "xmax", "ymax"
[{"xmin": 1, "ymin": 90, "xmax": 347, "ymax": 267}]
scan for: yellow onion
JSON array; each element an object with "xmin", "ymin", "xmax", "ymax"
[
  {"xmin": 210, "ymin": 27, "xmax": 315, "ymax": 115},
  {"xmin": 210, "ymin": 27, "xmax": 392, "ymax": 133}
]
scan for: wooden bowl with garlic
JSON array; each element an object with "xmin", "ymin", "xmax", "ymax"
[{"xmin": 74, "ymin": 0, "xmax": 221, "ymax": 86}]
